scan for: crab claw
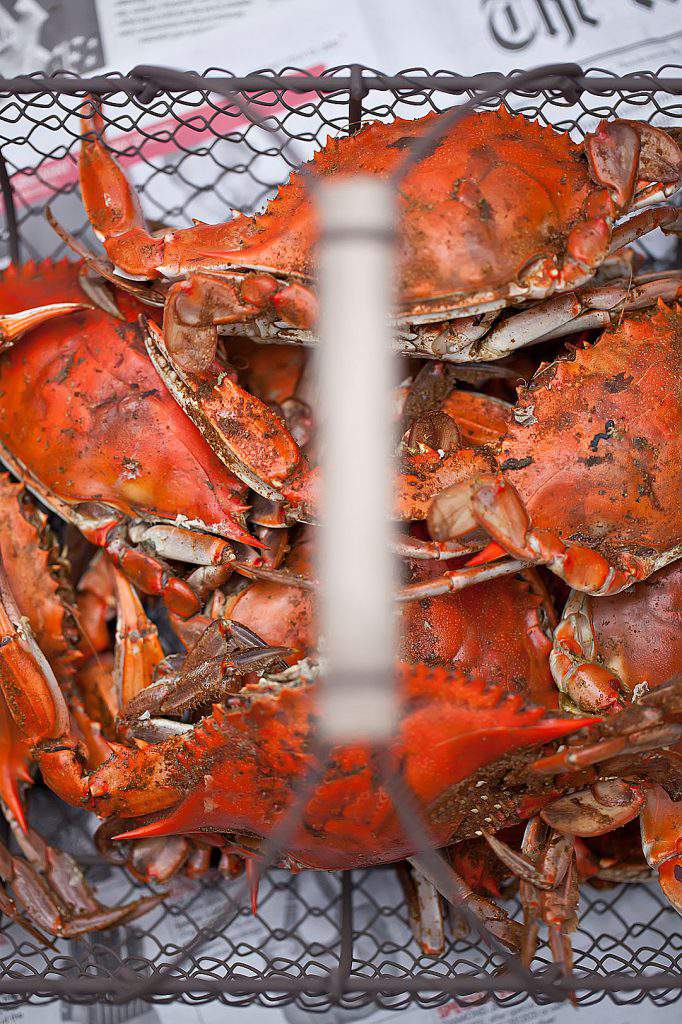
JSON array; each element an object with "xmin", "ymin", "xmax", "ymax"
[
  {"xmin": 0, "ymin": 823, "xmax": 164, "ymax": 940},
  {"xmin": 640, "ymin": 784, "xmax": 682, "ymax": 915},
  {"xmin": 540, "ymin": 780, "xmax": 644, "ymax": 837},
  {"xmin": 0, "ymin": 693, "xmax": 32, "ymax": 832},
  {"xmin": 0, "ymin": 556, "xmax": 88, "ymax": 809},
  {"xmin": 118, "ymin": 616, "xmax": 290, "ymax": 731},
  {"xmin": 429, "ymin": 473, "xmax": 648, "ymax": 597},
  {"xmin": 586, "ymin": 119, "xmax": 682, "ymax": 209},
  {"xmin": 79, "ymin": 99, "xmax": 164, "ymax": 277},
  {"xmin": 141, "ymin": 317, "xmax": 304, "ymax": 505},
  {"xmin": 112, "ymin": 568, "xmax": 165, "ymax": 707},
  {"xmin": 397, "ymin": 861, "xmax": 446, "ymax": 957}
]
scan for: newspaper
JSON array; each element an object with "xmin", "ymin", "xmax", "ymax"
[
  {"xmin": 0, "ymin": 2, "xmax": 680, "ymax": 1022},
  {"xmin": 2, "ymin": 856, "xmax": 681, "ymax": 1024},
  {"xmin": 0, "ymin": 0, "xmax": 680, "ymax": 258},
  {"xmin": 1, "ymin": 1, "xmax": 680, "ymax": 78},
  {"xmin": 361, "ymin": 0, "xmax": 682, "ymax": 74},
  {"xmin": 0, "ymin": 793, "xmax": 680, "ymax": 1024},
  {"xmin": 2, "ymin": 866, "xmax": 682, "ymax": 1024}
]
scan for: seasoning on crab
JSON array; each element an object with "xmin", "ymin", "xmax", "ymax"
[
  {"xmin": 0, "ymin": 259, "xmax": 260, "ymax": 616},
  {"xmin": 427, "ymin": 302, "xmax": 682, "ymax": 597}
]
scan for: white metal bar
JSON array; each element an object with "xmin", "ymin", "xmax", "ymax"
[{"xmin": 315, "ymin": 176, "xmax": 398, "ymax": 744}]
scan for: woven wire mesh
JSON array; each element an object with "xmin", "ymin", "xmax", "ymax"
[
  {"xmin": 2, "ymin": 789, "xmax": 680, "ymax": 1012},
  {"xmin": 0, "ymin": 65, "xmax": 680, "ymax": 1009},
  {"xmin": 1, "ymin": 64, "xmax": 681, "ymax": 264}
]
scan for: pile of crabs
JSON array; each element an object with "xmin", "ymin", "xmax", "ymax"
[{"xmin": 0, "ymin": 98, "xmax": 679, "ymax": 976}]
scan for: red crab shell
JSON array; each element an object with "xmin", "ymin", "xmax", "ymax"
[
  {"xmin": 134, "ymin": 107, "xmax": 635, "ymax": 317},
  {"xmin": 100, "ymin": 665, "xmax": 594, "ymax": 870},
  {"xmin": 398, "ymin": 561, "xmax": 557, "ymax": 708},
  {"xmin": 552, "ymin": 561, "xmax": 682, "ymax": 714},
  {"xmin": 497, "ymin": 301, "xmax": 681, "ymax": 579},
  {"xmin": 0, "ymin": 260, "xmax": 252, "ymax": 544}
]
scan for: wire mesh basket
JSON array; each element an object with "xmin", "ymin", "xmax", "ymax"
[{"xmin": 0, "ymin": 64, "xmax": 680, "ymax": 1011}]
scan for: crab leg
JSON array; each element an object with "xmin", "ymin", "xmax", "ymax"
[
  {"xmin": 517, "ymin": 819, "xmax": 576, "ymax": 974},
  {"xmin": 0, "ymin": 692, "xmax": 32, "ymax": 832},
  {"xmin": 0, "ymin": 297, "xmax": 91, "ymax": 351},
  {"xmin": 608, "ymin": 206, "xmax": 682, "ymax": 252},
  {"xmin": 111, "ymin": 569, "xmax": 164, "ymax": 707},
  {"xmin": 0, "ymin": 302, "xmax": 89, "ymax": 349},
  {"xmin": 142, "ymin": 318, "xmax": 305, "ymax": 505},
  {"xmin": 393, "ymin": 535, "xmax": 480, "ymax": 560},
  {"xmin": 586, "ymin": 118, "xmax": 682, "ymax": 209},
  {"xmin": 0, "ymin": 817, "xmax": 163, "ymax": 939},
  {"xmin": 0, "ymin": 558, "xmax": 92, "ymax": 807},
  {"xmin": 483, "ymin": 825, "xmax": 571, "ymax": 892},
  {"xmin": 79, "ymin": 107, "xmax": 315, "ymax": 367},
  {"xmin": 574, "ymin": 837, "xmax": 652, "ymax": 885},
  {"xmin": 0, "ymin": 472, "xmax": 240, "ymax": 620},
  {"xmin": 640, "ymin": 784, "xmax": 682, "ymax": 915},
  {"xmin": 531, "ymin": 677, "xmax": 682, "ymax": 782},
  {"xmin": 486, "ymin": 818, "xmax": 579, "ymax": 984},
  {"xmin": 396, "ymin": 557, "xmax": 529, "ymax": 601},
  {"xmin": 467, "ymin": 271, "xmax": 682, "ymax": 361},
  {"xmin": 223, "ymin": 547, "xmax": 522, "ymax": 600},
  {"xmin": 544, "ymin": 847, "xmax": 579, "ymax": 992},
  {"xmin": 428, "ymin": 475, "xmax": 654, "ymax": 596},
  {"xmin": 82, "ymin": 516, "xmax": 205, "ymax": 618},
  {"xmin": 396, "ymin": 861, "xmax": 446, "ymax": 956},
  {"xmin": 407, "ymin": 854, "xmax": 522, "ymax": 952},
  {"xmin": 79, "ymin": 106, "xmax": 249, "ymax": 283},
  {"xmin": 118, "ymin": 618, "xmax": 288, "ymax": 732},
  {"xmin": 126, "ymin": 523, "xmax": 236, "ymax": 569}
]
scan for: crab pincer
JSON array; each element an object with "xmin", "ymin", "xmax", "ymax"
[
  {"xmin": 74, "ymin": 101, "xmax": 681, "ymax": 363},
  {"xmin": 0, "ymin": 259, "xmax": 267, "ymax": 617},
  {"xmin": 548, "ymin": 562, "xmax": 682, "ymax": 915},
  {"xmin": 427, "ymin": 303, "xmax": 682, "ymax": 597}
]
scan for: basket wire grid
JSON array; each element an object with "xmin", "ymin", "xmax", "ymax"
[{"xmin": 0, "ymin": 64, "xmax": 679, "ymax": 1011}]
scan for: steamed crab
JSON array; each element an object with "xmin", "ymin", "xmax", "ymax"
[
  {"xmin": 0, "ymin": 478, "xmax": 678, "ymax": 948},
  {"xmin": 0, "ymin": 261, "xmax": 489, "ymax": 577},
  {"xmin": 425, "ymin": 302, "xmax": 681, "ymax": 598},
  {"xmin": 62, "ymin": 103, "xmax": 682, "ymax": 524},
  {"xmin": 0, "ymin": 259, "xmax": 264, "ymax": 617},
  {"xmin": 547, "ymin": 560, "xmax": 682, "ymax": 913},
  {"xmin": 0, "ymin": 477, "xmax": 164, "ymax": 937},
  {"xmin": 1, "ymin": 559, "xmax": 680, "ymax": 935},
  {"xmin": 0, "ymin": 574, "xmax": 673, "ymax": 868},
  {"xmin": 467, "ymin": 562, "xmax": 682, "ymax": 967},
  {"xmin": 73, "ymin": 103, "xmax": 682, "ymax": 366}
]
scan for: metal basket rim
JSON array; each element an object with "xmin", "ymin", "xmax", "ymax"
[{"xmin": 0, "ymin": 62, "xmax": 680, "ymax": 1009}]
